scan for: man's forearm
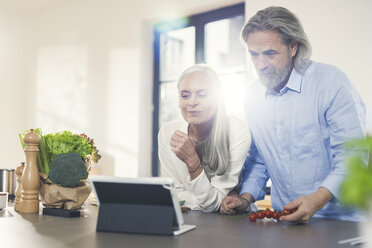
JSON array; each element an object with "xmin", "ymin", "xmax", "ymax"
[
  {"xmin": 237, "ymin": 192, "xmax": 255, "ymax": 210},
  {"xmin": 313, "ymin": 187, "xmax": 333, "ymax": 210},
  {"xmin": 240, "ymin": 192, "xmax": 255, "ymax": 203}
]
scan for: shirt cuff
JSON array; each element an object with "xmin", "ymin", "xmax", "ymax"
[
  {"xmin": 239, "ymin": 180, "xmax": 266, "ymax": 202},
  {"xmin": 320, "ymin": 173, "xmax": 344, "ymax": 200},
  {"xmin": 187, "ymin": 170, "xmax": 209, "ymax": 195}
]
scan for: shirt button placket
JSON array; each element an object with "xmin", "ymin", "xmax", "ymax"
[{"xmin": 277, "ymin": 95, "xmax": 287, "ymax": 161}]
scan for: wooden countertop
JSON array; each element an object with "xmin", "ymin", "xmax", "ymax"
[{"xmin": 0, "ymin": 204, "xmax": 360, "ymax": 248}]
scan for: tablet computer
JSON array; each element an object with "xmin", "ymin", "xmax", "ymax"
[{"xmin": 90, "ymin": 175, "xmax": 196, "ymax": 236}]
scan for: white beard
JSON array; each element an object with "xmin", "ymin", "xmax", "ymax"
[{"xmin": 259, "ymin": 60, "xmax": 293, "ymax": 91}]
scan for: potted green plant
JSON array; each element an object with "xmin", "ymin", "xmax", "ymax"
[{"xmin": 341, "ymin": 136, "xmax": 372, "ymax": 247}]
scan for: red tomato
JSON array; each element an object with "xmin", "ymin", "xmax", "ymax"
[
  {"xmin": 264, "ymin": 210, "xmax": 272, "ymax": 218},
  {"xmin": 249, "ymin": 213, "xmax": 257, "ymax": 222},
  {"xmin": 272, "ymin": 212, "xmax": 280, "ymax": 219},
  {"xmin": 283, "ymin": 209, "xmax": 291, "ymax": 215},
  {"xmin": 257, "ymin": 211, "xmax": 265, "ymax": 219}
]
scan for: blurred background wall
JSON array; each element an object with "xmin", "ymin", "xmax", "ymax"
[{"xmin": 0, "ymin": 0, "xmax": 371, "ymax": 177}]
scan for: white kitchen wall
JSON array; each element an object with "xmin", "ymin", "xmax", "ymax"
[{"xmin": 0, "ymin": 10, "xmax": 27, "ymax": 169}]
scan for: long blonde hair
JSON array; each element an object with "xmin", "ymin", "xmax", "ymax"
[{"xmin": 177, "ymin": 64, "xmax": 229, "ymax": 176}]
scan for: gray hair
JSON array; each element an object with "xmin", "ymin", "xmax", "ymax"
[
  {"xmin": 241, "ymin": 6, "xmax": 312, "ymax": 74},
  {"xmin": 177, "ymin": 64, "xmax": 229, "ymax": 176}
]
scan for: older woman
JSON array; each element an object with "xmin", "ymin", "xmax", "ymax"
[{"xmin": 158, "ymin": 64, "xmax": 252, "ymax": 212}]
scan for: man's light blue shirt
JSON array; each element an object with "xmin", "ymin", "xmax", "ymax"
[{"xmin": 240, "ymin": 61, "xmax": 366, "ymax": 221}]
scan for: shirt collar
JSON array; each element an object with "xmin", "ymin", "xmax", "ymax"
[
  {"xmin": 265, "ymin": 68, "xmax": 303, "ymax": 96},
  {"xmin": 285, "ymin": 68, "xmax": 303, "ymax": 93}
]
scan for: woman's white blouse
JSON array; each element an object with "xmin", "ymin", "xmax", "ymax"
[{"xmin": 158, "ymin": 115, "xmax": 251, "ymax": 212}]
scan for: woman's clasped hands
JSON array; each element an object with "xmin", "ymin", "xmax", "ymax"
[{"xmin": 170, "ymin": 130, "xmax": 202, "ymax": 177}]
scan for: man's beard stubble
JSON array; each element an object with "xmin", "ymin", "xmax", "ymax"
[{"xmin": 259, "ymin": 60, "xmax": 293, "ymax": 91}]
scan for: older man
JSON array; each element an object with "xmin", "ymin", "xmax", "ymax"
[{"xmin": 220, "ymin": 6, "xmax": 365, "ymax": 222}]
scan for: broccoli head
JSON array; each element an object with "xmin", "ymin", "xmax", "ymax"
[{"xmin": 49, "ymin": 152, "xmax": 88, "ymax": 187}]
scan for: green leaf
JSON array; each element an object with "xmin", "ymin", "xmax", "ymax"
[
  {"xmin": 19, "ymin": 129, "xmax": 96, "ymax": 176},
  {"xmin": 340, "ymin": 136, "xmax": 372, "ymax": 210}
]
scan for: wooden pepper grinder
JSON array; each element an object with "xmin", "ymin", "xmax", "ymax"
[
  {"xmin": 14, "ymin": 162, "xmax": 25, "ymax": 212},
  {"xmin": 20, "ymin": 129, "xmax": 41, "ymax": 213}
]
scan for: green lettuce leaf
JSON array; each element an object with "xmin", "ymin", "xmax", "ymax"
[
  {"xmin": 19, "ymin": 129, "xmax": 94, "ymax": 176},
  {"xmin": 44, "ymin": 131, "xmax": 92, "ymax": 162}
]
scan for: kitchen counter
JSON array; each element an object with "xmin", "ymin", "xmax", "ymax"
[{"xmin": 0, "ymin": 204, "xmax": 360, "ymax": 248}]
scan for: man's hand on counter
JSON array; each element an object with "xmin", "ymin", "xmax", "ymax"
[
  {"xmin": 279, "ymin": 187, "xmax": 333, "ymax": 223},
  {"xmin": 220, "ymin": 192, "xmax": 254, "ymax": 215}
]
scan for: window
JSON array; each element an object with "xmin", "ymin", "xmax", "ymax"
[{"xmin": 152, "ymin": 3, "xmax": 246, "ymax": 176}]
